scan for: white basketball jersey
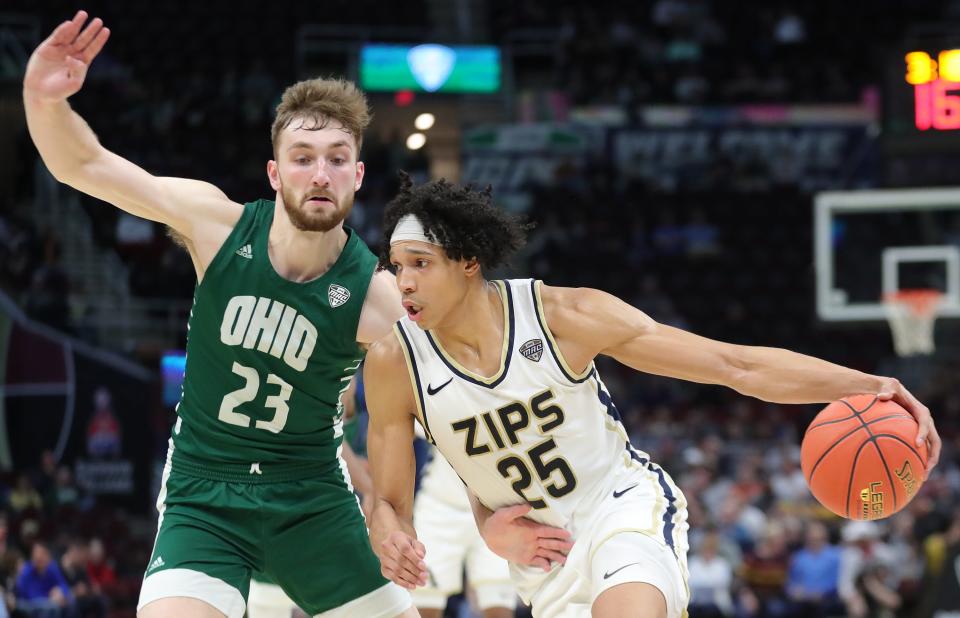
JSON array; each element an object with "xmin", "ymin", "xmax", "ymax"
[{"xmin": 395, "ymin": 279, "xmax": 661, "ymax": 529}]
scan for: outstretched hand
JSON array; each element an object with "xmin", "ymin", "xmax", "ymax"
[
  {"xmin": 480, "ymin": 504, "xmax": 574, "ymax": 572},
  {"xmin": 877, "ymin": 378, "xmax": 941, "ymax": 478},
  {"xmin": 24, "ymin": 10, "xmax": 110, "ymax": 102}
]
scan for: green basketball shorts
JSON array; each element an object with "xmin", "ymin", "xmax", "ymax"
[{"xmin": 137, "ymin": 447, "xmax": 410, "ymax": 617}]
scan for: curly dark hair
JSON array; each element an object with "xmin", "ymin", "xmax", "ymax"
[{"xmin": 379, "ymin": 172, "xmax": 533, "ymax": 271}]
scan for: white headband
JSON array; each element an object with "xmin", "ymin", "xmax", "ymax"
[{"xmin": 390, "ymin": 214, "xmax": 440, "ymax": 246}]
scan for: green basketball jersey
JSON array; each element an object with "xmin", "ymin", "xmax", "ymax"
[{"xmin": 172, "ymin": 199, "xmax": 377, "ymax": 465}]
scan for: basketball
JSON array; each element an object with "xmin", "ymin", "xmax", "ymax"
[{"xmin": 801, "ymin": 394, "xmax": 928, "ymax": 520}]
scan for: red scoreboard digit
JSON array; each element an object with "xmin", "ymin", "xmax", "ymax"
[{"xmin": 905, "ymin": 50, "xmax": 960, "ymax": 131}]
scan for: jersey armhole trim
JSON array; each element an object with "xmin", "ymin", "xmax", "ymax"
[
  {"xmin": 194, "ymin": 200, "xmax": 258, "ymax": 293},
  {"xmin": 352, "ymin": 257, "xmax": 386, "ymax": 348},
  {"xmin": 394, "ymin": 323, "xmax": 435, "ymax": 444},
  {"xmin": 531, "ymin": 280, "xmax": 594, "ymax": 384}
]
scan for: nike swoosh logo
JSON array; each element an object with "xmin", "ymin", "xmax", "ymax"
[
  {"xmin": 604, "ymin": 561, "xmax": 643, "ymax": 580},
  {"xmin": 426, "ymin": 378, "xmax": 453, "ymax": 396},
  {"xmin": 612, "ymin": 484, "xmax": 638, "ymax": 498}
]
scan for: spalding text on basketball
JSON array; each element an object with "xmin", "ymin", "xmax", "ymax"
[{"xmin": 895, "ymin": 460, "xmax": 918, "ymax": 497}]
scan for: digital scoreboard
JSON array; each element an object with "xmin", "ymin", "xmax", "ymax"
[
  {"xmin": 884, "ymin": 39, "xmax": 960, "ymax": 158},
  {"xmin": 904, "ymin": 49, "xmax": 960, "ymax": 131}
]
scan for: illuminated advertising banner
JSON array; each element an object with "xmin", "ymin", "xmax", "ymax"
[{"xmin": 360, "ymin": 44, "xmax": 500, "ymax": 93}]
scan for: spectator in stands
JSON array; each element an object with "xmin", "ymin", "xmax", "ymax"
[
  {"xmin": 14, "ymin": 541, "xmax": 72, "ymax": 617},
  {"xmin": 45, "ymin": 467, "xmax": 80, "ymax": 514},
  {"xmin": 767, "ymin": 446, "xmax": 807, "ymax": 504},
  {"xmin": 687, "ymin": 527, "xmax": 735, "ymax": 616},
  {"xmin": 785, "ymin": 520, "xmax": 843, "ymax": 616},
  {"xmin": 729, "ymin": 458, "xmax": 767, "ymax": 508},
  {"xmin": 886, "ymin": 511, "xmax": 923, "ymax": 614},
  {"xmin": 738, "ymin": 521, "xmax": 790, "ymax": 617},
  {"xmin": 917, "ymin": 507, "xmax": 960, "ymax": 616},
  {"xmin": 839, "ymin": 521, "xmax": 900, "ymax": 618},
  {"xmin": 31, "ymin": 451, "xmax": 57, "ymax": 498},
  {"xmin": 678, "ymin": 457, "xmax": 715, "ymax": 546},
  {"xmin": 84, "ymin": 539, "xmax": 116, "ymax": 599},
  {"xmin": 60, "ymin": 539, "xmax": 105, "ymax": 618},
  {"xmin": 7, "ymin": 475, "xmax": 42, "ymax": 514},
  {"xmin": 717, "ymin": 493, "xmax": 767, "ymax": 555},
  {"xmin": 17, "ymin": 519, "xmax": 39, "ymax": 557},
  {"xmin": 849, "ymin": 562, "xmax": 901, "ymax": 618}
]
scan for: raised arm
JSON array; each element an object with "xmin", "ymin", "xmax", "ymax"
[
  {"xmin": 540, "ymin": 284, "xmax": 940, "ymax": 473},
  {"xmin": 23, "ymin": 11, "xmax": 241, "ymax": 274},
  {"xmin": 363, "ymin": 334, "xmax": 428, "ymax": 590}
]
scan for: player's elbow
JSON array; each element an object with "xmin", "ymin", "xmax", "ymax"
[
  {"xmin": 46, "ymin": 151, "xmax": 106, "ymax": 192},
  {"xmin": 46, "ymin": 162, "xmax": 83, "ymax": 186},
  {"xmin": 720, "ymin": 345, "xmax": 755, "ymax": 394}
]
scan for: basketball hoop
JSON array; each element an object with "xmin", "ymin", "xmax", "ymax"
[{"xmin": 882, "ymin": 289, "xmax": 943, "ymax": 357}]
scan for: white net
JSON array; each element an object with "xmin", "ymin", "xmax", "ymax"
[{"xmin": 883, "ymin": 290, "xmax": 943, "ymax": 357}]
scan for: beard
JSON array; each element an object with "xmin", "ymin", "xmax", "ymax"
[{"xmin": 279, "ymin": 180, "xmax": 354, "ymax": 233}]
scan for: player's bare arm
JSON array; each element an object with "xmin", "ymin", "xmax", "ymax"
[
  {"xmin": 357, "ymin": 269, "xmax": 406, "ymax": 346},
  {"xmin": 363, "ymin": 335, "xmax": 429, "ymax": 590},
  {"xmin": 342, "ymin": 441, "xmax": 372, "ymax": 496},
  {"xmin": 23, "ymin": 10, "xmax": 241, "ymax": 277},
  {"xmin": 539, "ymin": 283, "xmax": 940, "ymax": 473},
  {"xmin": 467, "ymin": 492, "xmax": 573, "ymax": 572},
  {"xmin": 365, "ymin": 327, "xmax": 574, "ymax": 578}
]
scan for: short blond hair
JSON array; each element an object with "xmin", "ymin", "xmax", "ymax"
[{"xmin": 271, "ymin": 77, "xmax": 371, "ymax": 155}]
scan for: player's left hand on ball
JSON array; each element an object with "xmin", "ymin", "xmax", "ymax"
[
  {"xmin": 481, "ymin": 504, "xmax": 574, "ymax": 572},
  {"xmin": 378, "ymin": 531, "xmax": 428, "ymax": 590},
  {"xmin": 878, "ymin": 378, "xmax": 941, "ymax": 478}
]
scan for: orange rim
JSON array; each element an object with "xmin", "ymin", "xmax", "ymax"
[{"xmin": 882, "ymin": 289, "xmax": 944, "ymax": 317}]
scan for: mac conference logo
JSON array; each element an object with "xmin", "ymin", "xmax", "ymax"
[
  {"xmin": 328, "ymin": 284, "xmax": 351, "ymax": 308},
  {"xmin": 519, "ymin": 339, "xmax": 543, "ymax": 362},
  {"xmin": 407, "ymin": 44, "xmax": 456, "ymax": 92}
]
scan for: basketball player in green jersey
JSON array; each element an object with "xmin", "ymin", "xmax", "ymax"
[{"xmin": 23, "ymin": 11, "xmax": 420, "ymax": 618}]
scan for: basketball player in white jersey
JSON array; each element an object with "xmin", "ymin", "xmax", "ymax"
[
  {"xmin": 363, "ymin": 176, "xmax": 940, "ymax": 618},
  {"xmin": 413, "ymin": 435, "xmax": 516, "ymax": 617}
]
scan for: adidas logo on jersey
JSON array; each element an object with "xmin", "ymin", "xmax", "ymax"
[
  {"xmin": 519, "ymin": 338, "xmax": 543, "ymax": 362},
  {"xmin": 147, "ymin": 556, "xmax": 165, "ymax": 572},
  {"xmin": 328, "ymin": 284, "xmax": 351, "ymax": 308},
  {"xmin": 235, "ymin": 244, "xmax": 253, "ymax": 259}
]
